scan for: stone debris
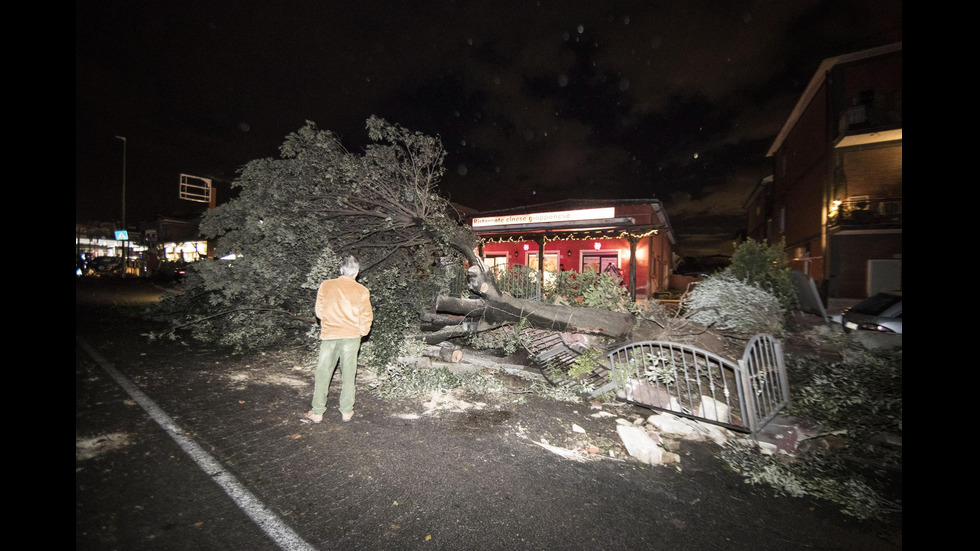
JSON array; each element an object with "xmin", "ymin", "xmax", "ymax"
[
  {"xmin": 746, "ymin": 415, "xmax": 824, "ymax": 455},
  {"xmin": 606, "ymin": 411, "xmax": 744, "ymax": 466},
  {"xmin": 525, "ymin": 430, "xmax": 619, "ymax": 463},
  {"xmin": 609, "ymin": 410, "xmax": 842, "ymax": 463},
  {"xmin": 615, "ymin": 424, "xmax": 679, "ymax": 466},
  {"xmin": 421, "ymin": 390, "xmax": 486, "ymax": 414},
  {"xmin": 646, "ymin": 412, "xmax": 733, "ymax": 447},
  {"xmin": 532, "ymin": 440, "xmax": 591, "ymax": 462},
  {"xmin": 76, "ymin": 432, "xmax": 133, "ymax": 461},
  {"xmin": 695, "ymin": 395, "xmax": 730, "ymax": 422}
]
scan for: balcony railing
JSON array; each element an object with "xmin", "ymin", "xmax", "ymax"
[
  {"xmin": 837, "ymin": 98, "xmax": 902, "ymax": 136},
  {"xmin": 828, "ymin": 198, "xmax": 902, "ymax": 228}
]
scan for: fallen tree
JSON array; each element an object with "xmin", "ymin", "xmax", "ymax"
[{"xmin": 156, "ymin": 116, "xmax": 727, "ymax": 366}]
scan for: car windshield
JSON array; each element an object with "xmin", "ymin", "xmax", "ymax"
[{"xmin": 850, "ymin": 293, "xmax": 901, "ymax": 316}]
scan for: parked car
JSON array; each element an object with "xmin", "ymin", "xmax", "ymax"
[
  {"xmin": 86, "ymin": 256, "xmax": 123, "ymax": 277},
  {"xmin": 154, "ymin": 260, "xmax": 189, "ymax": 281},
  {"xmin": 842, "ymin": 291, "xmax": 902, "ymax": 334}
]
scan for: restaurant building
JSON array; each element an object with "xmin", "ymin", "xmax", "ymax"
[{"xmin": 465, "ymin": 199, "xmax": 676, "ymax": 301}]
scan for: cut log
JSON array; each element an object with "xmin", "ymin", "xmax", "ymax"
[
  {"xmin": 424, "ymin": 343, "xmax": 463, "ymax": 363},
  {"xmin": 432, "ymin": 296, "xmax": 488, "ymax": 317},
  {"xmin": 420, "ymin": 312, "xmax": 469, "ymax": 327},
  {"xmin": 423, "ymin": 327, "xmax": 468, "ymax": 345}
]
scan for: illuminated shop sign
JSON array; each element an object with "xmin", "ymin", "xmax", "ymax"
[{"xmin": 472, "ymin": 207, "xmax": 616, "ymax": 228}]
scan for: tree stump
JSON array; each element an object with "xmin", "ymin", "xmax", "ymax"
[{"xmin": 424, "ymin": 343, "xmax": 463, "ymax": 363}]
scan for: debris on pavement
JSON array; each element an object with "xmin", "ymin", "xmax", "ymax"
[
  {"xmin": 615, "ymin": 423, "xmax": 680, "ymax": 466},
  {"xmin": 76, "ymin": 432, "xmax": 134, "ymax": 461},
  {"xmin": 532, "ymin": 440, "xmax": 591, "ymax": 461}
]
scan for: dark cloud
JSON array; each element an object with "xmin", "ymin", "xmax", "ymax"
[{"xmin": 76, "ymin": 0, "xmax": 901, "ymax": 256}]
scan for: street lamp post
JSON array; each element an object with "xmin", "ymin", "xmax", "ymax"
[{"xmin": 115, "ymin": 136, "xmax": 127, "ymax": 276}]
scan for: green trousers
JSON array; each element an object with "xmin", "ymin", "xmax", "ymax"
[{"xmin": 311, "ymin": 337, "xmax": 361, "ymax": 416}]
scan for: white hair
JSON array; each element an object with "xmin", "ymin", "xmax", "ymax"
[{"xmin": 339, "ymin": 256, "xmax": 360, "ymax": 277}]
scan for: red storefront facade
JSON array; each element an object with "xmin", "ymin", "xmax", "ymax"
[{"xmin": 465, "ymin": 199, "xmax": 676, "ymax": 300}]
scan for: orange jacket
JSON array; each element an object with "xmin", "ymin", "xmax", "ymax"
[{"xmin": 315, "ymin": 276, "xmax": 373, "ymax": 340}]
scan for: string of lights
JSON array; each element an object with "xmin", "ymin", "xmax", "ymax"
[{"xmin": 478, "ymin": 228, "xmax": 660, "ymax": 246}]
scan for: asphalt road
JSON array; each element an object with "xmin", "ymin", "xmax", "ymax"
[{"xmin": 76, "ymin": 278, "xmax": 901, "ymax": 550}]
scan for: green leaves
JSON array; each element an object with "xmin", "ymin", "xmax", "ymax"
[
  {"xmin": 544, "ymin": 270, "xmax": 637, "ymax": 314},
  {"xmin": 684, "ymin": 273, "xmax": 785, "ymax": 335},
  {"xmin": 728, "ymin": 238, "xmax": 798, "ymax": 310},
  {"xmin": 721, "ymin": 343, "xmax": 903, "ymax": 521},
  {"xmin": 157, "ymin": 117, "xmax": 469, "ymax": 358}
]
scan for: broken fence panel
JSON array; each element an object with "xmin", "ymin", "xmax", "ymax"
[{"xmin": 606, "ymin": 335, "xmax": 788, "ymax": 435}]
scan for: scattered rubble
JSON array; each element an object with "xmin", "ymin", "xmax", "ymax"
[
  {"xmin": 616, "ymin": 423, "xmax": 677, "ymax": 466},
  {"xmin": 420, "ymin": 390, "xmax": 487, "ymax": 414},
  {"xmin": 748, "ymin": 415, "xmax": 826, "ymax": 455},
  {"xmin": 384, "ymin": 347, "xmax": 835, "ymax": 469},
  {"xmin": 76, "ymin": 432, "xmax": 134, "ymax": 461},
  {"xmin": 532, "ymin": 440, "xmax": 592, "ymax": 462}
]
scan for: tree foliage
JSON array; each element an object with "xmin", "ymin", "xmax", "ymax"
[
  {"xmin": 727, "ymin": 237, "xmax": 798, "ymax": 310},
  {"xmin": 723, "ymin": 340, "xmax": 902, "ymax": 521},
  {"xmin": 156, "ymin": 117, "xmax": 470, "ymax": 364},
  {"xmin": 544, "ymin": 269, "xmax": 638, "ymax": 314},
  {"xmin": 157, "ymin": 117, "xmax": 649, "ymax": 365},
  {"xmin": 683, "ymin": 272, "xmax": 785, "ymax": 335}
]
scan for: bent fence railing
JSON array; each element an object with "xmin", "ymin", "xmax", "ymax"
[{"xmin": 605, "ymin": 334, "xmax": 789, "ymax": 434}]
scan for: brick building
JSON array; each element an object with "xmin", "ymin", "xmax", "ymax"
[{"xmin": 745, "ymin": 42, "xmax": 902, "ymax": 302}]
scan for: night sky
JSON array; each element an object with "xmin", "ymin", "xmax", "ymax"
[{"xmin": 76, "ymin": 0, "xmax": 901, "ymax": 257}]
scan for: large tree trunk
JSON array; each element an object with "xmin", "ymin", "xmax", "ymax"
[
  {"xmin": 432, "ymin": 290, "xmax": 635, "ymax": 337},
  {"xmin": 424, "ymin": 236, "xmax": 637, "ymax": 342},
  {"xmin": 416, "ymin": 234, "xmax": 738, "ymax": 362}
]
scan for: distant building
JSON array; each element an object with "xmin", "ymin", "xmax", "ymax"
[
  {"xmin": 140, "ymin": 215, "xmax": 200, "ymax": 245},
  {"xmin": 465, "ymin": 199, "xmax": 676, "ymax": 300},
  {"xmin": 76, "ymin": 215, "xmax": 209, "ymax": 276},
  {"xmin": 746, "ymin": 42, "xmax": 902, "ymax": 302}
]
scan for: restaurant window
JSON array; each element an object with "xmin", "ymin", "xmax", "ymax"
[
  {"xmin": 483, "ymin": 254, "xmax": 508, "ymax": 269},
  {"xmin": 582, "ymin": 253, "xmax": 621, "ymax": 278},
  {"xmin": 527, "ymin": 252, "xmax": 560, "ymax": 272}
]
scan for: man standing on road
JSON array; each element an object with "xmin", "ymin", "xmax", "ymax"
[{"xmin": 305, "ymin": 256, "xmax": 373, "ymax": 424}]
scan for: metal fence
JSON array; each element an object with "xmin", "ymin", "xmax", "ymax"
[
  {"xmin": 490, "ymin": 263, "xmax": 542, "ymax": 299},
  {"xmin": 447, "ymin": 264, "xmax": 470, "ymax": 297},
  {"xmin": 447, "ymin": 262, "xmax": 545, "ymax": 299},
  {"xmin": 739, "ymin": 333, "xmax": 791, "ymax": 433},
  {"xmin": 606, "ymin": 334, "xmax": 788, "ymax": 434}
]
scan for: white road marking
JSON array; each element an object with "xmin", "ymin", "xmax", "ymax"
[{"xmin": 77, "ymin": 337, "xmax": 318, "ymax": 551}]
